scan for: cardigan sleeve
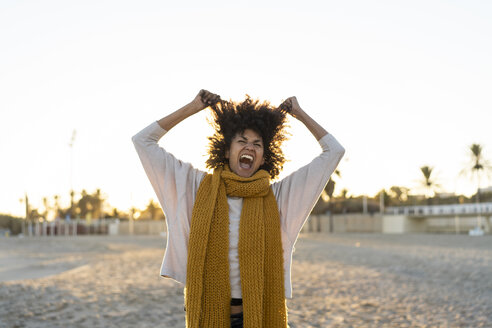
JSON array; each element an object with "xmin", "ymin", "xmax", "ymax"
[
  {"xmin": 131, "ymin": 121, "xmax": 206, "ymax": 226},
  {"xmin": 272, "ymin": 133, "xmax": 345, "ymax": 244}
]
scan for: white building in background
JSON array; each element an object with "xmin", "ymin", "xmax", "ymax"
[
  {"xmin": 385, "ymin": 202, "xmax": 492, "ymax": 234},
  {"xmin": 386, "ymin": 202, "xmax": 492, "ymax": 217},
  {"xmin": 479, "ymin": 186, "xmax": 492, "ymax": 193},
  {"xmin": 435, "ymin": 192, "xmax": 455, "ymax": 199}
]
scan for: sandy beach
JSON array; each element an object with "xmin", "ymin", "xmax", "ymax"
[{"xmin": 1, "ymin": 233, "xmax": 491, "ymax": 328}]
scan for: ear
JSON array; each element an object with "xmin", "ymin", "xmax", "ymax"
[
  {"xmin": 260, "ymin": 156, "xmax": 265, "ymax": 165},
  {"xmin": 225, "ymin": 149, "xmax": 230, "ymax": 159}
]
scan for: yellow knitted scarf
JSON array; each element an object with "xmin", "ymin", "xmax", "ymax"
[{"xmin": 185, "ymin": 166, "xmax": 287, "ymax": 328}]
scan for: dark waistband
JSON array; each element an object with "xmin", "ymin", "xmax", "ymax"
[{"xmin": 231, "ymin": 298, "xmax": 243, "ymax": 306}]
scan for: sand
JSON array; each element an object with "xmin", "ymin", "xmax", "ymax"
[{"xmin": 0, "ymin": 233, "xmax": 491, "ymax": 327}]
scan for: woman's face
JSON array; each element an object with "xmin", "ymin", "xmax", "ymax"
[{"xmin": 226, "ymin": 129, "xmax": 265, "ymax": 178}]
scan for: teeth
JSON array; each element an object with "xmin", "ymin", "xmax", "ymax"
[{"xmin": 240, "ymin": 154, "xmax": 253, "ymax": 161}]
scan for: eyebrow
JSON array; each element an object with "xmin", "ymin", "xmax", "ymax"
[{"xmin": 238, "ymin": 135, "xmax": 262, "ymax": 143}]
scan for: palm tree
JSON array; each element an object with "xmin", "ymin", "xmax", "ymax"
[
  {"xmin": 389, "ymin": 186, "xmax": 410, "ymax": 205},
  {"xmin": 420, "ymin": 166, "xmax": 440, "ymax": 204},
  {"xmin": 53, "ymin": 195, "xmax": 61, "ymax": 219},
  {"xmin": 376, "ymin": 189, "xmax": 390, "ymax": 212},
  {"xmin": 311, "ymin": 170, "xmax": 341, "ymax": 232},
  {"xmin": 144, "ymin": 199, "xmax": 160, "ymax": 220},
  {"xmin": 464, "ymin": 143, "xmax": 492, "ymax": 231},
  {"xmin": 325, "ymin": 169, "xmax": 341, "ymax": 200},
  {"xmin": 75, "ymin": 189, "xmax": 106, "ymax": 220},
  {"xmin": 69, "ymin": 190, "xmax": 75, "ymax": 219},
  {"xmin": 93, "ymin": 189, "xmax": 104, "ymax": 219},
  {"xmin": 312, "ymin": 169, "xmax": 341, "ymax": 215},
  {"xmin": 42, "ymin": 197, "xmax": 49, "ymax": 221},
  {"xmin": 467, "ymin": 144, "xmax": 492, "ymax": 200}
]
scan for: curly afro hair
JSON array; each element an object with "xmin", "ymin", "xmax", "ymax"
[{"xmin": 206, "ymin": 95, "xmax": 289, "ymax": 180}]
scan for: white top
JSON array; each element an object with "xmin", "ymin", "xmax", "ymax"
[
  {"xmin": 132, "ymin": 121, "xmax": 345, "ymax": 298},
  {"xmin": 227, "ymin": 196, "xmax": 243, "ymax": 298}
]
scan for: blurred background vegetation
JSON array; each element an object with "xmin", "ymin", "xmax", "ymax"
[{"xmin": 1, "ymin": 142, "xmax": 491, "ymax": 233}]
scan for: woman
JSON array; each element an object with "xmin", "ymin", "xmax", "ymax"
[{"xmin": 132, "ymin": 90, "xmax": 345, "ymax": 328}]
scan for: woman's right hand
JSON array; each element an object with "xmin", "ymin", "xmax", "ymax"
[
  {"xmin": 191, "ymin": 89, "xmax": 221, "ymax": 111},
  {"xmin": 157, "ymin": 90, "xmax": 221, "ymax": 131}
]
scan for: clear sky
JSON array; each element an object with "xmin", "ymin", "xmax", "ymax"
[{"xmin": 1, "ymin": 0, "xmax": 491, "ymax": 217}]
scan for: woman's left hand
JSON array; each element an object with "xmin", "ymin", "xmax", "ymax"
[{"xmin": 279, "ymin": 96, "xmax": 303, "ymax": 119}]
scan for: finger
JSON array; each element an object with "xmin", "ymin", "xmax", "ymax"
[
  {"xmin": 199, "ymin": 90, "xmax": 209, "ymax": 103},
  {"xmin": 203, "ymin": 91, "xmax": 217, "ymax": 103},
  {"xmin": 204, "ymin": 93, "xmax": 213, "ymax": 103},
  {"xmin": 208, "ymin": 94, "xmax": 220, "ymax": 104},
  {"xmin": 206, "ymin": 96, "xmax": 215, "ymax": 105}
]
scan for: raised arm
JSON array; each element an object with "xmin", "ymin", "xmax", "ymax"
[
  {"xmin": 132, "ymin": 89, "xmax": 220, "ymax": 225},
  {"xmin": 158, "ymin": 89, "xmax": 220, "ymax": 131},
  {"xmin": 279, "ymin": 96, "xmax": 327, "ymax": 141},
  {"xmin": 275, "ymin": 96, "xmax": 345, "ymax": 242}
]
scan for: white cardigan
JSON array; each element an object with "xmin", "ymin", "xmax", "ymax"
[{"xmin": 132, "ymin": 121, "xmax": 345, "ymax": 298}]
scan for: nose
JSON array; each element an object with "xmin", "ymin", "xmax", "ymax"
[{"xmin": 244, "ymin": 142, "xmax": 254, "ymax": 150}]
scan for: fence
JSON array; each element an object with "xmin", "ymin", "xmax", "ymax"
[
  {"xmin": 302, "ymin": 214, "xmax": 383, "ymax": 234},
  {"xmin": 302, "ymin": 213, "xmax": 490, "ymax": 234},
  {"xmin": 24, "ymin": 219, "xmax": 110, "ymax": 236},
  {"xmin": 22, "ymin": 219, "xmax": 166, "ymax": 237},
  {"xmin": 21, "ymin": 214, "xmax": 490, "ymax": 236}
]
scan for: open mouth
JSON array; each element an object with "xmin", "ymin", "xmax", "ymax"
[{"xmin": 239, "ymin": 154, "xmax": 254, "ymax": 170}]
